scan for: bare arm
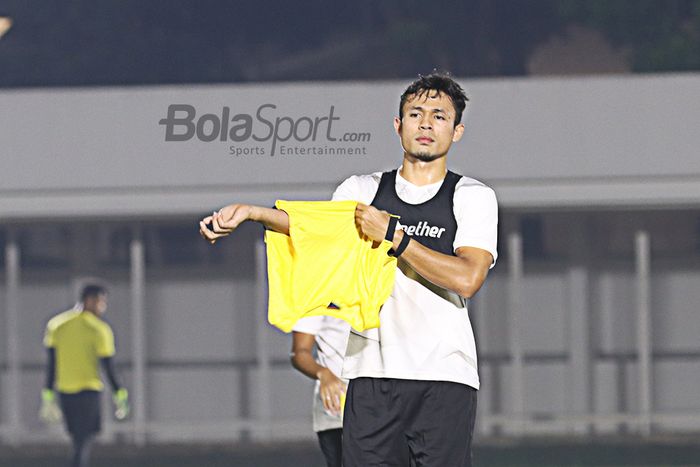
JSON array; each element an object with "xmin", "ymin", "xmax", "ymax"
[
  {"xmin": 291, "ymin": 331, "xmax": 345, "ymax": 415},
  {"xmin": 199, "ymin": 204, "xmax": 289, "ymax": 244},
  {"xmin": 396, "ymin": 230, "xmax": 492, "ymax": 298},
  {"xmin": 355, "ymin": 203, "xmax": 493, "ymax": 298}
]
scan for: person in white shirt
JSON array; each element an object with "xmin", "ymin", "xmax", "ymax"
[
  {"xmin": 291, "ymin": 316, "xmax": 350, "ymax": 467},
  {"xmin": 198, "ymin": 72, "xmax": 497, "ymax": 467},
  {"xmin": 333, "ymin": 73, "xmax": 497, "ymax": 467}
]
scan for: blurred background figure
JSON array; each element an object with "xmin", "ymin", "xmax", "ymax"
[
  {"xmin": 291, "ymin": 316, "xmax": 350, "ymax": 467},
  {"xmin": 41, "ymin": 284, "xmax": 130, "ymax": 467}
]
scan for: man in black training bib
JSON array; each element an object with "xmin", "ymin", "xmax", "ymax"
[
  {"xmin": 332, "ymin": 73, "xmax": 498, "ymax": 467},
  {"xmin": 199, "ymin": 72, "xmax": 498, "ymax": 466}
]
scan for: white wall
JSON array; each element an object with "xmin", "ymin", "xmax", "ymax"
[{"xmin": 2, "ymin": 74, "xmax": 700, "ymax": 220}]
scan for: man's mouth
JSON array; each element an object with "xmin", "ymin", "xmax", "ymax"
[{"xmin": 416, "ymin": 136, "xmax": 434, "ymax": 144}]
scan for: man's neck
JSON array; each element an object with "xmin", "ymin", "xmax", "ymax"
[{"xmin": 399, "ymin": 155, "xmax": 447, "ymax": 186}]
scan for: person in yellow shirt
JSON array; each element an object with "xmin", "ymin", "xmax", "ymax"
[{"xmin": 41, "ymin": 284, "xmax": 129, "ymax": 467}]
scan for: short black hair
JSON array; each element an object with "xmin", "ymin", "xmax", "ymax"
[
  {"xmin": 399, "ymin": 71, "xmax": 468, "ymax": 127},
  {"xmin": 81, "ymin": 284, "xmax": 107, "ymax": 301}
]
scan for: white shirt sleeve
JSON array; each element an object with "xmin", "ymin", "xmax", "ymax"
[
  {"xmin": 292, "ymin": 315, "xmax": 325, "ymax": 335},
  {"xmin": 453, "ymin": 179, "xmax": 499, "ymax": 267},
  {"xmin": 331, "ymin": 176, "xmax": 359, "ymax": 201},
  {"xmin": 331, "ymin": 173, "xmax": 381, "ymax": 204}
]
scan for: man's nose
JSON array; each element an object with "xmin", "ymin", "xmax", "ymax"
[{"xmin": 419, "ymin": 115, "xmax": 432, "ymax": 130}]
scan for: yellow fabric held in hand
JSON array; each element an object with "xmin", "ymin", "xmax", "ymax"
[{"xmin": 266, "ymin": 200, "xmax": 397, "ymax": 332}]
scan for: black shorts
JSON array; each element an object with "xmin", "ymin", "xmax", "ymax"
[
  {"xmin": 317, "ymin": 428, "xmax": 342, "ymax": 467},
  {"xmin": 59, "ymin": 390, "xmax": 102, "ymax": 438},
  {"xmin": 343, "ymin": 377, "xmax": 477, "ymax": 467}
]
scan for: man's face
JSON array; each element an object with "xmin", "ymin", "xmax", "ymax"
[
  {"xmin": 85, "ymin": 293, "xmax": 108, "ymax": 316},
  {"xmin": 394, "ymin": 90, "xmax": 464, "ymax": 162}
]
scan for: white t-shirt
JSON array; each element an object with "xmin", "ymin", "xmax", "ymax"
[
  {"xmin": 332, "ymin": 169, "xmax": 498, "ymax": 389},
  {"xmin": 292, "ymin": 315, "xmax": 350, "ymax": 432}
]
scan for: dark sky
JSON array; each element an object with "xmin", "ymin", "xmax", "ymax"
[{"xmin": 0, "ymin": 0, "xmax": 697, "ymax": 88}]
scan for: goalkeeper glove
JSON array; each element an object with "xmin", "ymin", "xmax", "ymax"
[
  {"xmin": 39, "ymin": 389, "xmax": 62, "ymax": 425},
  {"xmin": 113, "ymin": 388, "xmax": 130, "ymax": 420}
]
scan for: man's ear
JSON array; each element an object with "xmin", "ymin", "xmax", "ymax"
[
  {"xmin": 452, "ymin": 123, "xmax": 465, "ymax": 142},
  {"xmin": 393, "ymin": 116, "xmax": 402, "ymax": 136}
]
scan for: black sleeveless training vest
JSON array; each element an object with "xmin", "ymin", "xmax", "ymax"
[{"xmin": 370, "ymin": 169, "xmax": 461, "ymax": 256}]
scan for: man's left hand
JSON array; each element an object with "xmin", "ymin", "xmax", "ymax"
[
  {"xmin": 39, "ymin": 389, "xmax": 62, "ymax": 425},
  {"xmin": 354, "ymin": 204, "xmax": 392, "ymax": 243}
]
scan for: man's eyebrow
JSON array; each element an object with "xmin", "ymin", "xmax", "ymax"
[{"xmin": 409, "ymin": 105, "xmax": 448, "ymax": 113}]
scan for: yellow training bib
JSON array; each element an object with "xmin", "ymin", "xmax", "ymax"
[{"xmin": 266, "ymin": 200, "xmax": 397, "ymax": 332}]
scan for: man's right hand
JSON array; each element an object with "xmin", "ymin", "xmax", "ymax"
[
  {"xmin": 317, "ymin": 368, "xmax": 347, "ymax": 417},
  {"xmin": 113, "ymin": 388, "xmax": 130, "ymax": 420},
  {"xmin": 199, "ymin": 204, "xmax": 254, "ymax": 244}
]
